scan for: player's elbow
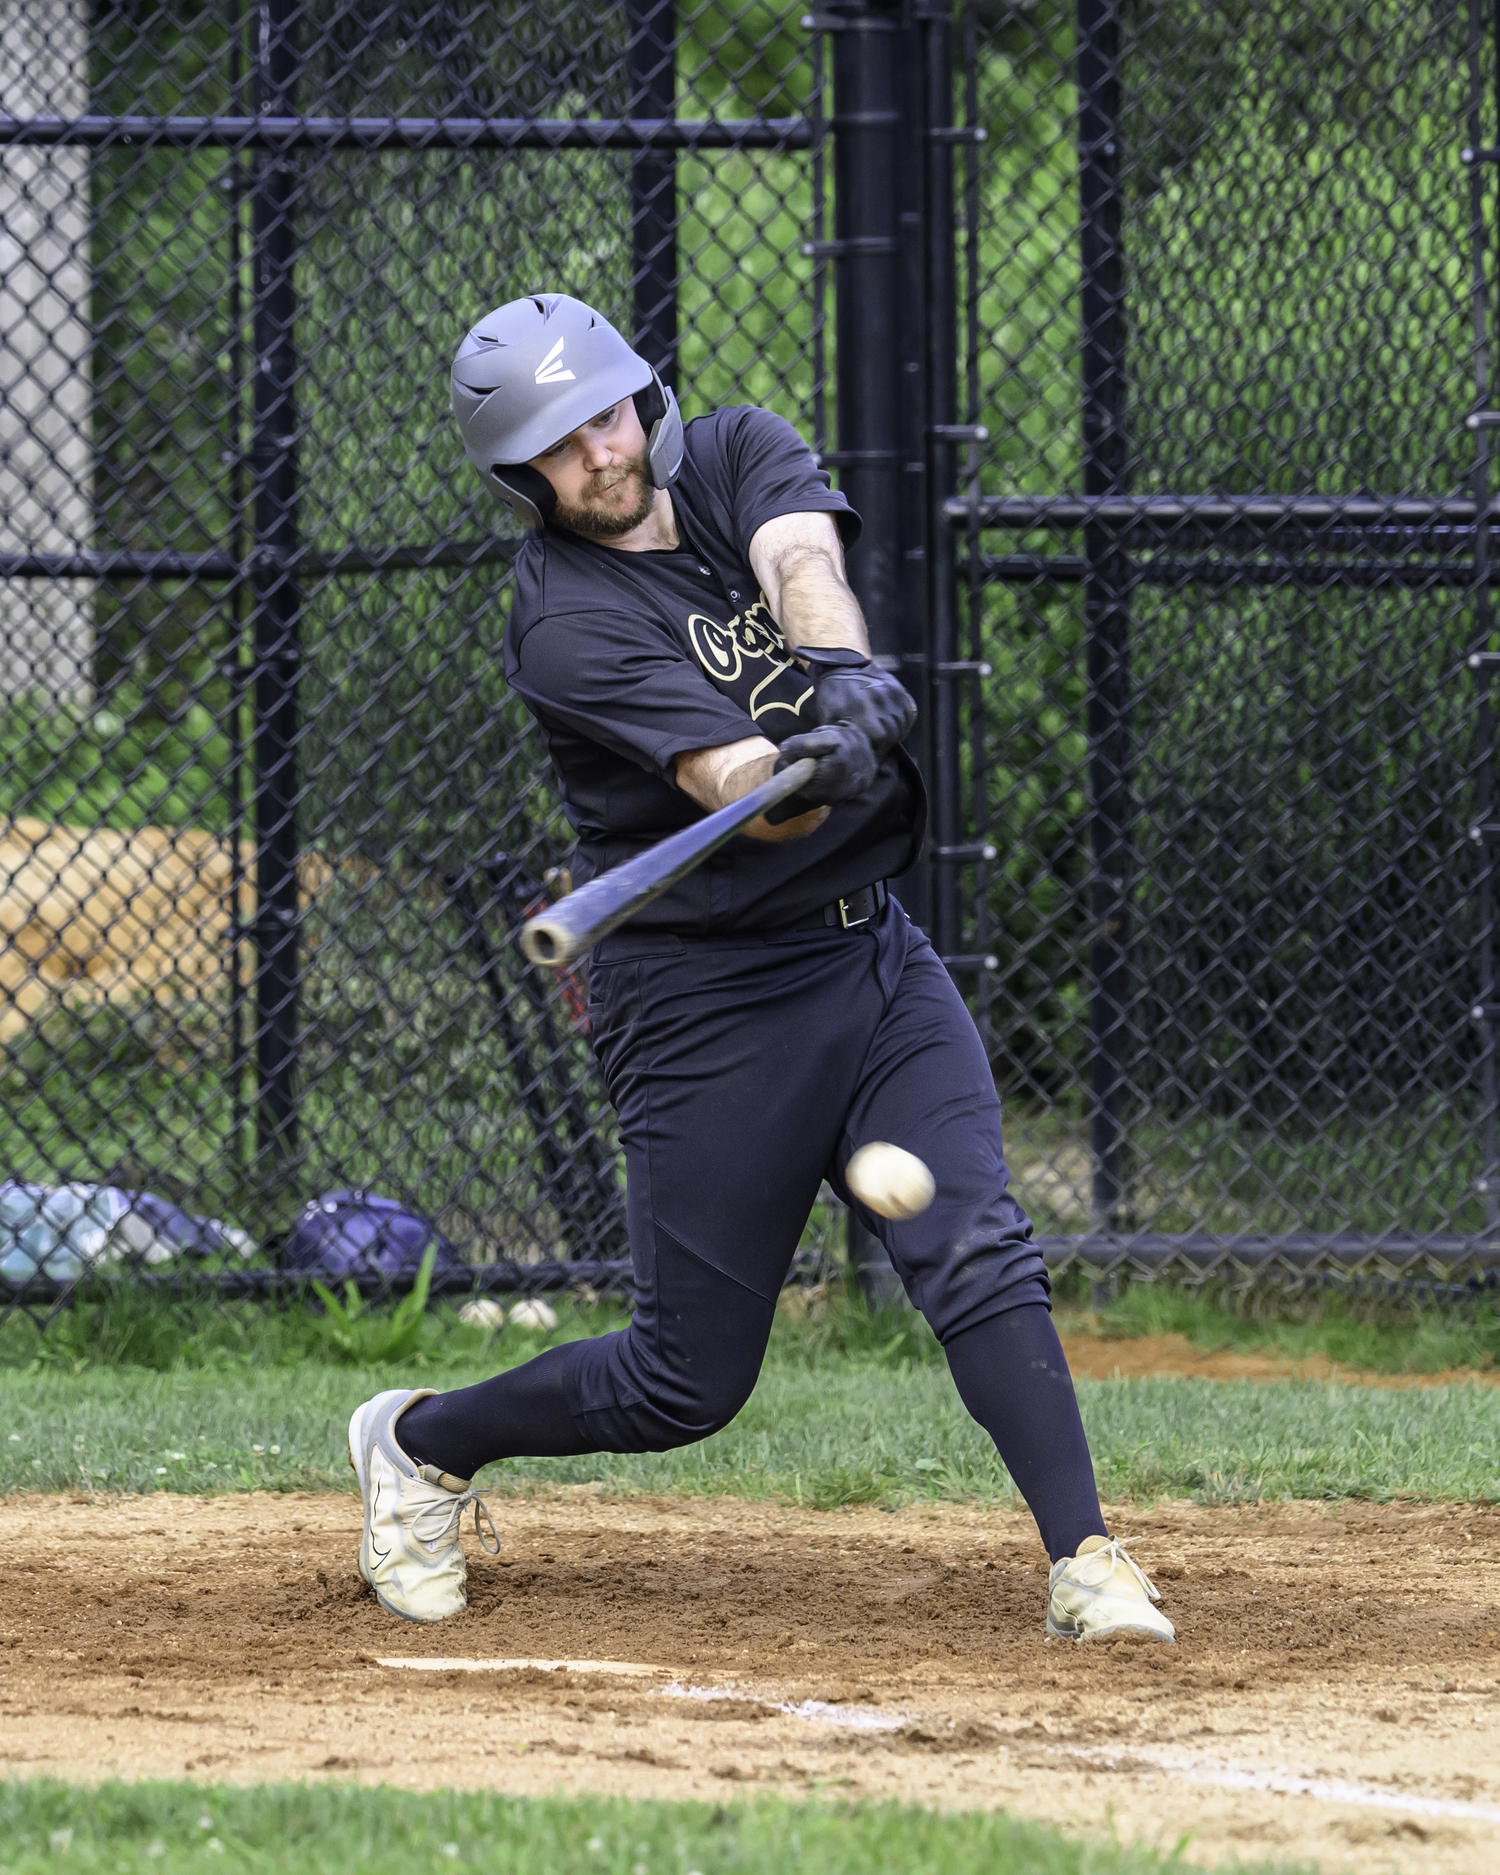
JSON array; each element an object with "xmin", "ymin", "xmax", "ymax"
[{"xmin": 776, "ymin": 541, "xmax": 848, "ymax": 602}]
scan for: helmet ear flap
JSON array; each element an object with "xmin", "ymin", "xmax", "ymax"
[
  {"xmin": 634, "ymin": 371, "xmax": 683, "ymax": 490},
  {"xmin": 633, "ymin": 375, "xmax": 666, "ymax": 428},
  {"xmin": 488, "ymin": 462, "xmax": 557, "ymax": 529}
]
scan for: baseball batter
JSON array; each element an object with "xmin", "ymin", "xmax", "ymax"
[{"xmin": 347, "ymin": 293, "xmax": 1175, "ymax": 1644}]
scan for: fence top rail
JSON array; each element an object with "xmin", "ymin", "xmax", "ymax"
[
  {"xmin": 0, "ymin": 540, "xmax": 523, "ymax": 581},
  {"xmin": 1035, "ymin": 1234, "xmax": 1500, "ymax": 1272},
  {"xmin": 945, "ymin": 494, "xmax": 1500, "ymax": 537},
  {"xmin": 973, "ymin": 553, "xmax": 1490, "ymax": 587},
  {"xmin": 3, "ymin": 1237, "xmax": 1494, "ymax": 1312},
  {"xmin": 0, "ymin": 113, "xmax": 815, "ymax": 152},
  {"xmin": 0, "ymin": 1260, "xmax": 637, "ymax": 1307}
]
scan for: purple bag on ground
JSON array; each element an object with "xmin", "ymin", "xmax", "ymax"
[
  {"xmin": 122, "ymin": 1191, "xmax": 253, "ymax": 1260},
  {"xmin": 284, "ymin": 1190, "xmax": 460, "ymax": 1280}
]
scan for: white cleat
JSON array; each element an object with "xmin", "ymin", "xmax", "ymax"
[
  {"xmin": 1047, "ymin": 1534, "xmax": 1177, "ymax": 1643},
  {"xmin": 347, "ymin": 1387, "xmax": 499, "ymax": 1624}
]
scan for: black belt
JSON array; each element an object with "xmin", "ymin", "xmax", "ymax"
[{"xmin": 789, "ymin": 880, "xmax": 888, "ymax": 931}]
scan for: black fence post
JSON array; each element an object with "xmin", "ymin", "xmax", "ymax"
[
  {"xmin": 918, "ymin": 1, "xmax": 965, "ymax": 964},
  {"xmin": 1465, "ymin": 0, "xmax": 1500, "ymax": 1230},
  {"xmin": 831, "ymin": 0, "xmax": 903, "ymax": 648},
  {"xmin": 627, "ymin": 0, "xmax": 678, "ymax": 384},
  {"xmin": 1076, "ymin": 0, "xmax": 1133, "ymax": 1229},
  {"xmin": 890, "ymin": 6, "xmax": 931, "ymax": 938},
  {"xmin": 831, "ymin": 0, "xmax": 909, "ymax": 1304},
  {"xmin": 250, "ymin": 0, "xmax": 302, "ymax": 1171}
]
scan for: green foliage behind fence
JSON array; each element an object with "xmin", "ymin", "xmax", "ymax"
[
  {"xmin": 3, "ymin": 1, "xmax": 1490, "ymax": 1244},
  {"xmin": 966, "ymin": 0, "xmax": 1486, "ymax": 1129}
]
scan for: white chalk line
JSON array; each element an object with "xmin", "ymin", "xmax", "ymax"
[
  {"xmin": 374, "ymin": 1662, "xmax": 1500, "ymax": 1815},
  {"xmin": 374, "ymin": 1660, "xmax": 908, "ymax": 1731},
  {"xmin": 375, "ymin": 1657, "xmax": 663, "ymax": 1677},
  {"xmin": 659, "ymin": 1682, "xmax": 907, "ymax": 1733},
  {"xmin": 1058, "ymin": 1743, "xmax": 1500, "ymax": 1825}
]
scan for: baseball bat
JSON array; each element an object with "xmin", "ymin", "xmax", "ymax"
[{"xmin": 520, "ymin": 757, "xmax": 817, "ymax": 969}]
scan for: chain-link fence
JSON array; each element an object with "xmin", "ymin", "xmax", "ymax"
[
  {"xmin": 949, "ymin": 0, "xmax": 1500, "ymax": 1292},
  {"xmin": 0, "ymin": 0, "xmax": 836, "ymax": 1319},
  {"xmin": 1, "ymin": 0, "xmax": 1497, "ymax": 1324}
]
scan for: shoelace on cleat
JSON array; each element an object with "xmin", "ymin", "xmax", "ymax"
[
  {"xmin": 410, "ymin": 1485, "xmax": 501, "ymax": 1556},
  {"xmin": 1070, "ymin": 1536, "xmax": 1160, "ymax": 1601}
]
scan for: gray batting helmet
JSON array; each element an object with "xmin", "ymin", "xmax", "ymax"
[{"xmin": 450, "ymin": 293, "xmax": 684, "ymax": 528}]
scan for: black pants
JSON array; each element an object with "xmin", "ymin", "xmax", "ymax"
[
  {"xmin": 402, "ymin": 896, "xmax": 1107, "ymax": 1559},
  {"xmin": 571, "ymin": 895, "xmax": 1047, "ymax": 1440}
]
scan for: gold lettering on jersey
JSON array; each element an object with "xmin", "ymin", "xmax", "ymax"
[
  {"xmin": 687, "ymin": 598, "xmax": 815, "ymax": 723},
  {"xmin": 687, "ymin": 611, "xmax": 745, "ymax": 681}
]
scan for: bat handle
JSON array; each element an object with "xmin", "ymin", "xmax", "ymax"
[{"xmin": 520, "ymin": 757, "xmax": 818, "ymax": 968}]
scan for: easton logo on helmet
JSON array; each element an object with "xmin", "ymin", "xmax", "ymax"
[{"xmin": 534, "ymin": 337, "xmax": 576, "ymax": 385}]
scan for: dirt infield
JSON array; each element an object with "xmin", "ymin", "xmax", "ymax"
[
  {"xmin": 1056, "ymin": 1329, "xmax": 1500, "ymax": 1388},
  {"xmin": 3, "ymin": 1492, "xmax": 1499, "ymax": 1871}
]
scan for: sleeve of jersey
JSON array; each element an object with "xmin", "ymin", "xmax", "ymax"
[
  {"xmin": 723, "ymin": 406, "xmax": 861, "ymax": 557},
  {"xmin": 512, "ymin": 611, "xmax": 760, "ymax": 781}
]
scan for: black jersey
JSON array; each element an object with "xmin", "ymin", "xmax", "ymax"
[{"xmin": 505, "ymin": 404, "xmax": 925, "ymax": 933}]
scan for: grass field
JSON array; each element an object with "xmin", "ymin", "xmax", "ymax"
[
  {"xmin": 0, "ymin": 1781, "xmax": 1303, "ymax": 1875},
  {"xmin": 2, "ymin": 1281, "xmax": 1488, "ymax": 1875},
  {"xmin": 9, "ymin": 1359, "xmax": 1500, "ymax": 1507},
  {"xmin": 3, "ymin": 1287, "xmax": 1500, "ymax": 1508}
]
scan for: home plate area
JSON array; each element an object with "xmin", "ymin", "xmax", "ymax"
[{"xmin": 3, "ymin": 1490, "xmax": 1500, "ymax": 1873}]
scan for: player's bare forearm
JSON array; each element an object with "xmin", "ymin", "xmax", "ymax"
[
  {"xmin": 674, "ymin": 737, "xmax": 830, "ymax": 842},
  {"xmin": 748, "ymin": 511, "xmax": 869, "ymax": 657}
]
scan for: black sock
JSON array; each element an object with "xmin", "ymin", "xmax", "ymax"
[
  {"xmin": 397, "ymin": 1344, "xmax": 593, "ymax": 1478},
  {"xmin": 942, "ymin": 1303, "xmax": 1108, "ymax": 1563}
]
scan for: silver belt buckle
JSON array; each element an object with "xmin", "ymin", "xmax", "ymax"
[{"xmin": 838, "ymin": 892, "xmax": 871, "ymax": 930}]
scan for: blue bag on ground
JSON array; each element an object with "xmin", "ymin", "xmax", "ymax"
[
  {"xmin": 284, "ymin": 1191, "xmax": 460, "ymax": 1281},
  {"xmin": 0, "ymin": 1184, "xmax": 126, "ymax": 1283},
  {"xmin": 0, "ymin": 1182, "xmax": 255, "ymax": 1283}
]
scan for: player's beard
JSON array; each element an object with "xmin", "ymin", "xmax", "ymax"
[{"xmin": 553, "ymin": 454, "xmax": 656, "ymax": 538}]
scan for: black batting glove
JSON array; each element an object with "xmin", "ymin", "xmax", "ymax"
[
  {"xmin": 764, "ymin": 723, "xmax": 879, "ymax": 825},
  {"xmin": 796, "ymin": 645, "xmax": 917, "ymax": 756}
]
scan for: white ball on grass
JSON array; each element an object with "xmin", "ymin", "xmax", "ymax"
[
  {"xmin": 845, "ymin": 1142, "xmax": 936, "ymax": 1221},
  {"xmin": 458, "ymin": 1298, "xmax": 506, "ymax": 1332},
  {"xmin": 507, "ymin": 1297, "xmax": 559, "ymax": 1333}
]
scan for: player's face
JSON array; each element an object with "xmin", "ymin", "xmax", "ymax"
[{"xmin": 531, "ymin": 398, "xmax": 656, "ymax": 538}]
